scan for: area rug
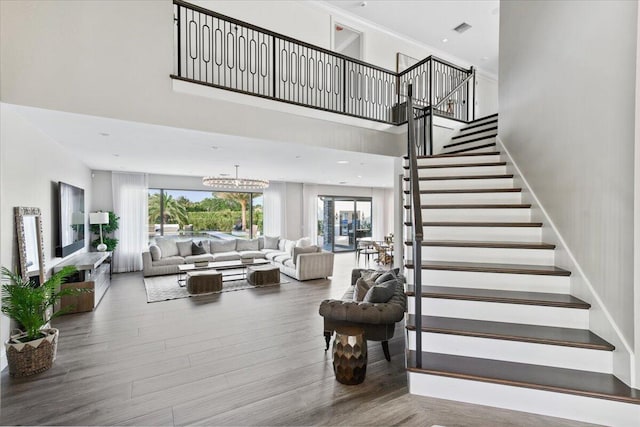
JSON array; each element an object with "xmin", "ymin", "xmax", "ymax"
[{"xmin": 143, "ymin": 273, "xmax": 288, "ymax": 303}]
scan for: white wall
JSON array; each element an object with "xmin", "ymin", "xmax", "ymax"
[
  {"xmin": 499, "ymin": 0, "xmax": 637, "ymax": 382},
  {"xmin": 0, "ymin": 104, "xmax": 93, "ymax": 370}
]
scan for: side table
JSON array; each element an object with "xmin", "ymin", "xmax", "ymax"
[{"xmin": 332, "ymin": 325, "xmax": 367, "ymax": 385}]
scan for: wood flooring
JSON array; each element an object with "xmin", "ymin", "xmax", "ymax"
[{"xmin": 1, "ymin": 254, "xmax": 599, "ymax": 426}]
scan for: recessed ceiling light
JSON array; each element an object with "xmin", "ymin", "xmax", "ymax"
[
  {"xmin": 295, "ymin": 155, "xmax": 301, "ymax": 159},
  {"xmin": 219, "ymin": 173, "xmax": 230, "ymax": 177},
  {"xmin": 441, "ymin": 38, "xmax": 448, "ymax": 43},
  {"xmin": 339, "ymin": 181, "xmax": 348, "ymax": 185},
  {"xmin": 99, "ymin": 132, "xmax": 110, "ymax": 137},
  {"xmin": 113, "ymin": 154, "xmax": 120, "ymax": 157},
  {"xmin": 211, "ymin": 146, "xmax": 219, "ymax": 150},
  {"xmin": 481, "ymin": 56, "xmax": 489, "ymax": 61},
  {"xmin": 360, "ymin": 162, "xmax": 366, "ymax": 166},
  {"xmin": 453, "ymin": 22, "xmax": 472, "ymax": 33},
  {"xmin": 337, "ymin": 160, "xmax": 349, "ymax": 164},
  {"xmin": 357, "ymin": 175, "xmax": 362, "ymax": 178}
]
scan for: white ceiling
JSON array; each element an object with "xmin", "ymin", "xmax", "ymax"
[
  {"xmin": 324, "ymin": 0, "xmax": 500, "ymax": 77},
  {"xmin": 10, "ymin": 105, "xmax": 395, "ymax": 188}
]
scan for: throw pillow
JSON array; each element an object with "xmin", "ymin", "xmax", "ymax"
[
  {"xmin": 211, "ymin": 239, "xmax": 236, "ymax": 253},
  {"xmin": 191, "ymin": 241, "xmax": 207, "ymax": 255},
  {"xmin": 155, "ymin": 237, "xmax": 179, "ymax": 257},
  {"xmin": 375, "ymin": 271, "xmax": 397, "ymax": 285},
  {"xmin": 284, "ymin": 240, "xmax": 296, "ymax": 257},
  {"xmin": 149, "ymin": 244, "xmax": 161, "ymax": 261},
  {"xmin": 363, "ymin": 279, "xmax": 397, "ymax": 304},
  {"xmin": 176, "ymin": 240, "xmax": 193, "ymax": 257},
  {"xmin": 296, "ymin": 237, "xmax": 311, "ymax": 247},
  {"xmin": 353, "ymin": 277, "xmax": 372, "ymax": 302},
  {"xmin": 292, "ymin": 245, "xmax": 318, "ymax": 264},
  {"xmin": 360, "ymin": 269, "xmax": 386, "ymax": 283},
  {"xmin": 237, "ymin": 238, "xmax": 259, "ymax": 251},
  {"xmin": 264, "ymin": 235, "xmax": 279, "ymax": 250},
  {"xmin": 278, "ymin": 239, "xmax": 287, "ymax": 252}
]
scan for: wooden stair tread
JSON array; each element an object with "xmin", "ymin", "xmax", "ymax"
[
  {"xmin": 404, "ymin": 204, "xmax": 531, "ymax": 209},
  {"xmin": 405, "ymin": 151, "xmax": 501, "ymax": 160},
  {"xmin": 452, "ymin": 126, "xmax": 499, "ymax": 140},
  {"xmin": 407, "ymin": 351, "xmax": 640, "ymax": 405},
  {"xmin": 405, "ymin": 286, "xmax": 589, "ymax": 309},
  {"xmin": 444, "ymin": 134, "xmax": 498, "ymax": 149},
  {"xmin": 405, "ymin": 240, "xmax": 554, "ymax": 249},
  {"xmin": 405, "ymin": 260, "xmax": 572, "ymax": 276},
  {"xmin": 443, "ymin": 142, "xmax": 496, "ymax": 155},
  {"xmin": 406, "ymin": 315, "xmax": 614, "ymax": 351},
  {"xmin": 405, "ymin": 188, "xmax": 522, "ymax": 194},
  {"xmin": 405, "ymin": 221, "xmax": 542, "ymax": 227},
  {"xmin": 462, "ymin": 113, "xmax": 499, "ymax": 126},
  {"xmin": 410, "ymin": 174, "xmax": 512, "ymax": 181}
]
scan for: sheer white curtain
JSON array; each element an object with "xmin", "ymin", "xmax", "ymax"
[
  {"xmin": 112, "ymin": 172, "xmax": 148, "ymax": 272},
  {"xmin": 263, "ymin": 182, "xmax": 286, "ymax": 237},
  {"xmin": 302, "ymin": 184, "xmax": 319, "ymax": 244},
  {"xmin": 372, "ymin": 188, "xmax": 386, "ymax": 242}
]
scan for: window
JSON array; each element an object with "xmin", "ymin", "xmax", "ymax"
[{"xmin": 148, "ymin": 188, "xmax": 264, "ymax": 240}]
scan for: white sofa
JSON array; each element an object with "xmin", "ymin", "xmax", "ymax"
[{"xmin": 142, "ymin": 236, "xmax": 334, "ymax": 281}]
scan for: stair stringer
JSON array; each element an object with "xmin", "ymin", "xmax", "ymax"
[{"xmin": 496, "ymin": 135, "xmax": 635, "ymax": 387}]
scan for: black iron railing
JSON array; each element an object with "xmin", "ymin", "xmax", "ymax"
[{"xmin": 172, "ymin": 0, "xmax": 475, "ymax": 128}]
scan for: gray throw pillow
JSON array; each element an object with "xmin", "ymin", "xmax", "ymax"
[
  {"xmin": 191, "ymin": 241, "xmax": 207, "ymax": 255},
  {"xmin": 264, "ymin": 235, "xmax": 279, "ymax": 250},
  {"xmin": 375, "ymin": 271, "xmax": 397, "ymax": 285},
  {"xmin": 155, "ymin": 238, "xmax": 179, "ymax": 257},
  {"xmin": 176, "ymin": 240, "xmax": 193, "ymax": 257},
  {"xmin": 149, "ymin": 245, "xmax": 161, "ymax": 261},
  {"xmin": 353, "ymin": 277, "xmax": 372, "ymax": 302},
  {"xmin": 363, "ymin": 279, "xmax": 397, "ymax": 303},
  {"xmin": 237, "ymin": 238, "xmax": 259, "ymax": 251},
  {"xmin": 360, "ymin": 269, "xmax": 385, "ymax": 283},
  {"xmin": 211, "ymin": 239, "xmax": 236, "ymax": 253}
]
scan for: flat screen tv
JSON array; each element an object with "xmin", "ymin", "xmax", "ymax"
[{"xmin": 56, "ymin": 181, "xmax": 85, "ymax": 258}]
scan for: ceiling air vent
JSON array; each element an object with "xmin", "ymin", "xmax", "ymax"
[{"xmin": 453, "ymin": 22, "xmax": 472, "ymax": 33}]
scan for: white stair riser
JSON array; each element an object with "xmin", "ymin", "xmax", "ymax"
[
  {"xmin": 420, "ymin": 192, "xmax": 522, "ymax": 204},
  {"xmin": 406, "ymin": 331, "xmax": 613, "ymax": 374},
  {"xmin": 405, "ymin": 269, "xmax": 571, "ymax": 294},
  {"xmin": 407, "ymin": 373, "xmax": 640, "ymax": 427},
  {"xmin": 415, "ymin": 154, "xmax": 502, "ymax": 167},
  {"xmin": 421, "ymin": 208, "xmax": 531, "ymax": 222},
  {"xmin": 413, "ymin": 225, "xmax": 542, "ymax": 242},
  {"xmin": 407, "ymin": 297, "xmax": 589, "ymax": 329},
  {"xmin": 450, "ymin": 129, "xmax": 498, "ymax": 144},
  {"xmin": 447, "ymin": 145, "xmax": 497, "ymax": 154},
  {"xmin": 418, "ymin": 165, "xmax": 506, "ymax": 178},
  {"xmin": 420, "ymin": 177, "xmax": 513, "ymax": 190},
  {"xmin": 407, "ymin": 246, "xmax": 555, "ymax": 265}
]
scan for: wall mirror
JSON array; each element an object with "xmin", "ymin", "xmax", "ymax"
[{"xmin": 15, "ymin": 207, "xmax": 46, "ymax": 284}]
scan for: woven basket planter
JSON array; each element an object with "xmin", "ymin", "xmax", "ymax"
[{"xmin": 5, "ymin": 328, "xmax": 58, "ymax": 377}]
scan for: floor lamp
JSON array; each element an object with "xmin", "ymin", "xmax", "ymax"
[{"xmin": 89, "ymin": 212, "xmax": 109, "ymax": 252}]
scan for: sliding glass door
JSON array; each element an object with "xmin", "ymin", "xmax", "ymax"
[{"xmin": 318, "ymin": 196, "xmax": 372, "ymax": 253}]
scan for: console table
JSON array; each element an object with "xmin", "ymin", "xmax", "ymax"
[{"xmin": 55, "ymin": 251, "xmax": 112, "ymax": 313}]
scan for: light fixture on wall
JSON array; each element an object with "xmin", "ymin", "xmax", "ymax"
[
  {"xmin": 202, "ymin": 165, "xmax": 269, "ymax": 190},
  {"xmin": 89, "ymin": 212, "xmax": 109, "ymax": 252}
]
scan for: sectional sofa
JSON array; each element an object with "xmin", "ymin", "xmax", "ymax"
[{"xmin": 142, "ymin": 236, "xmax": 334, "ymax": 281}]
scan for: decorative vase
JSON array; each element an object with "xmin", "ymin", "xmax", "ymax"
[{"xmin": 5, "ymin": 328, "xmax": 58, "ymax": 377}]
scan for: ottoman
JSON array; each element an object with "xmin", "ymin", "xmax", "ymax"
[
  {"xmin": 186, "ymin": 271, "xmax": 223, "ymax": 294},
  {"xmin": 246, "ymin": 265, "xmax": 280, "ymax": 286}
]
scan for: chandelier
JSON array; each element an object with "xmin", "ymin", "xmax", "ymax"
[{"xmin": 202, "ymin": 165, "xmax": 269, "ymax": 190}]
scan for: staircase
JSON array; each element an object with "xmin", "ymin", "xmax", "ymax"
[{"xmin": 403, "ymin": 114, "xmax": 640, "ymax": 426}]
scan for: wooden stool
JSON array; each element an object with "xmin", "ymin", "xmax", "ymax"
[
  {"xmin": 246, "ymin": 265, "xmax": 280, "ymax": 286},
  {"xmin": 332, "ymin": 325, "xmax": 367, "ymax": 385},
  {"xmin": 186, "ymin": 271, "xmax": 222, "ymax": 294}
]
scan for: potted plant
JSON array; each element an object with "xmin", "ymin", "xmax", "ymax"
[
  {"xmin": 90, "ymin": 211, "xmax": 119, "ymax": 252},
  {"xmin": 1, "ymin": 265, "xmax": 90, "ymax": 377}
]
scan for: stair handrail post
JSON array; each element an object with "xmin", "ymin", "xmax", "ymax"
[
  {"xmin": 471, "ymin": 66, "xmax": 476, "ymax": 121},
  {"xmin": 407, "ymin": 84, "xmax": 423, "ymax": 369},
  {"xmin": 176, "ymin": 4, "xmax": 182, "ymax": 77}
]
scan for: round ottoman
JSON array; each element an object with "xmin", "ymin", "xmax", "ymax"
[{"xmin": 332, "ymin": 325, "xmax": 367, "ymax": 385}]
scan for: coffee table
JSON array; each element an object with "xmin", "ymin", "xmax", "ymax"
[{"xmin": 177, "ymin": 259, "xmax": 270, "ymax": 286}]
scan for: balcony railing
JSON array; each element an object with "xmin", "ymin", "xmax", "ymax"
[{"xmin": 172, "ymin": 0, "xmax": 475, "ymax": 126}]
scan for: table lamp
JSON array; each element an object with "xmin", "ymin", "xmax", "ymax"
[{"xmin": 89, "ymin": 212, "xmax": 110, "ymax": 252}]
